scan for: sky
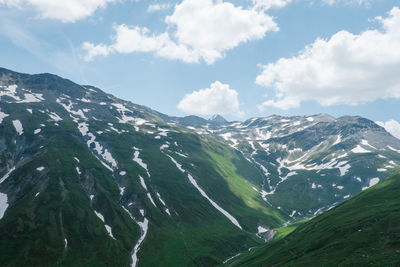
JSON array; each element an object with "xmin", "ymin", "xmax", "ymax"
[{"xmin": 0, "ymin": 0, "xmax": 400, "ymax": 137}]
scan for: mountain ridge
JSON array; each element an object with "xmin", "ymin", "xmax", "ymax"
[{"xmin": 0, "ymin": 67, "xmax": 400, "ymax": 266}]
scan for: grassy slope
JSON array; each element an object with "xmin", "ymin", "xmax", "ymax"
[
  {"xmin": 126, "ymin": 131, "xmax": 286, "ymax": 266},
  {"xmin": 0, "ymin": 118, "xmax": 287, "ymax": 266},
  {"xmin": 230, "ymin": 173, "xmax": 400, "ymax": 266},
  {"xmin": 106, "ymin": 129, "xmax": 265, "ymax": 266},
  {"xmin": 0, "ymin": 127, "xmax": 139, "ymax": 266},
  {"xmin": 0, "ymin": 103, "xmax": 288, "ymax": 266}
]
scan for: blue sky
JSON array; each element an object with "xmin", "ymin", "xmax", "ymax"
[{"xmin": 0, "ymin": 0, "xmax": 400, "ymax": 129}]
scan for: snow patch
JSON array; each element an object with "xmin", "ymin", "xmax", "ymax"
[
  {"xmin": 332, "ymin": 135, "xmax": 342, "ymax": 146},
  {"xmin": 362, "ymin": 177, "xmax": 380, "ymax": 191},
  {"xmin": 78, "ymin": 122, "xmax": 89, "ymax": 136},
  {"xmin": 0, "ymin": 111, "xmax": 9, "ymax": 123},
  {"xmin": 139, "ymin": 175, "xmax": 147, "ymax": 190},
  {"xmin": 155, "ymin": 192, "xmax": 170, "ymax": 216},
  {"xmin": 12, "ymin": 120, "xmax": 23, "ymax": 135},
  {"xmin": 0, "ymin": 193, "xmax": 8, "ymax": 220},
  {"xmin": 19, "ymin": 92, "xmax": 44, "ymax": 103},
  {"xmin": 86, "ymin": 133, "xmax": 118, "ymax": 169},
  {"xmin": 168, "ymin": 155, "xmax": 242, "ymax": 230},
  {"xmin": 338, "ymin": 163, "xmax": 351, "ymax": 176},
  {"xmin": 0, "ymin": 167, "xmax": 16, "ymax": 184},
  {"xmin": 351, "ymin": 145, "xmax": 371, "ymax": 154},
  {"xmin": 131, "ymin": 218, "xmax": 148, "ymax": 267},
  {"xmin": 257, "ymin": 226, "xmax": 268, "ymax": 234},
  {"xmin": 387, "ymin": 145, "xmax": 400, "ymax": 154},
  {"xmin": 160, "ymin": 144, "xmax": 169, "ymax": 150},
  {"xmin": 105, "ymin": 225, "xmax": 116, "ymax": 239},
  {"xmin": 133, "ymin": 148, "xmax": 150, "ymax": 177},
  {"xmin": 0, "ymin": 85, "xmax": 44, "ymax": 103},
  {"xmin": 147, "ymin": 193, "xmax": 157, "ymax": 207},
  {"xmin": 48, "ymin": 112, "xmax": 62, "ymax": 122},
  {"xmin": 79, "ymin": 98, "xmax": 91, "ymax": 103},
  {"xmin": 361, "ymin": 139, "xmax": 376, "ymax": 150},
  {"xmin": 369, "ymin": 177, "xmax": 380, "ymax": 187},
  {"xmin": 36, "ymin": 166, "xmax": 45, "ymax": 172},
  {"xmin": 94, "ymin": 211, "xmax": 115, "ymax": 239}
]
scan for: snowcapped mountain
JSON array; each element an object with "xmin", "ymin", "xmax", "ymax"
[
  {"xmin": 166, "ymin": 114, "xmax": 400, "ymax": 218},
  {"xmin": 0, "ymin": 67, "xmax": 399, "ymax": 266},
  {"xmin": 0, "ymin": 68, "xmax": 286, "ymax": 266}
]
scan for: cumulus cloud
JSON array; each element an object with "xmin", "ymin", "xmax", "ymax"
[
  {"xmin": 257, "ymin": 6, "xmax": 400, "ymax": 110},
  {"xmin": 177, "ymin": 81, "xmax": 241, "ymax": 116},
  {"xmin": 82, "ymin": 24, "xmax": 200, "ymax": 63},
  {"xmin": 376, "ymin": 120, "xmax": 400, "ymax": 139},
  {"xmin": 83, "ymin": 0, "xmax": 278, "ymax": 64},
  {"xmin": 0, "ymin": 0, "xmax": 117, "ymax": 22}
]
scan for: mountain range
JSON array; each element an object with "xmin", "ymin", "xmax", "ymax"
[{"xmin": 0, "ymin": 67, "xmax": 399, "ymax": 266}]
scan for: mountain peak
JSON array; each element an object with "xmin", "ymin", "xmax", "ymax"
[{"xmin": 209, "ymin": 114, "xmax": 228, "ymax": 123}]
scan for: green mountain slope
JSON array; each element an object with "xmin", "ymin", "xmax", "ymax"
[
  {"xmin": 0, "ymin": 67, "xmax": 285, "ymax": 266},
  {"xmin": 1, "ymin": 67, "xmax": 400, "ymax": 266},
  {"xmin": 230, "ymin": 172, "xmax": 400, "ymax": 266}
]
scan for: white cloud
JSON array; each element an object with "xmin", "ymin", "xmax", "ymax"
[
  {"xmin": 83, "ymin": 24, "xmax": 201, "ymax": 63},
  {"xmin": 177, "ymin": 81, "xmax": 241, "ymax": 116},
  {"xmin": 83, "ymin": 0, "xmax": 278, "ymax": 64},
  {"xmin": 82, "ymin": 42, "xmax": 111, "ymax": 61},
  {"xmin": 0, "ymin": 0, "xmax": 117, "ymax": 22},
  {"xmin": 165, "ymin": 0, "xmax": 278, "ymax": 64},
  {"xmin": 252, "ymin": 0, "xmax": 292, "ymax": 10},
  {"xmin": 147, "ymin": 3, "xmax": 171, "ymax": 12},
  {"xmin": 376, "ymin": 120, "xmax": 400, "ymax": 139},
  {"xmin": 257, "ymin": 6, "xmax": 400, "ymax": 110}
]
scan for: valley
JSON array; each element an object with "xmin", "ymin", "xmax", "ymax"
[{"xmin": 0, "ymin": 67, "xmax": 399, "ymax": 266}]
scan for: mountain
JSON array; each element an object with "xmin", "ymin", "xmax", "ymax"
[
  {"xmin": 209, "ymin": 115, "xmax": 228, "ymax": 124},
  {"xmin": 0, "ymin": 67, "xmax": 286, "ymax": 266},
  {"xmin": 178, "ymin": 113, "xmax": 400, "ymax": 219},
  {"xmin": 229, "ymin": 172, "xmax": 400, "ymax": 266},
  {"xmin": 0, "ymin": 67, "xmax": 400, "ymax": 266}
]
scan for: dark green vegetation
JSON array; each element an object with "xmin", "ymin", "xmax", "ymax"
[
  {"xmin": 1, "ymin": 67, "xmax": 400, "ymax": 266},
  {"xmin": 230, "ymin": 172, "xmax": 400, "ymax": 266},
  {"xmin": 0, "ymin": 68, "xmax": 285, "ymax": 266}
]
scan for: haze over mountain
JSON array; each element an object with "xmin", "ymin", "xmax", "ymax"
[{"xmin": 0, "ymin": 68, "xmax": 400, "ymax": 266}]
